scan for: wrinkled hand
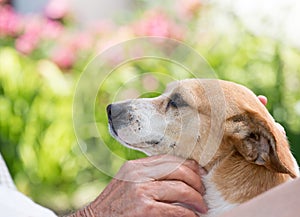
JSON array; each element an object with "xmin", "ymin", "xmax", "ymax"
[{"xmin": 69, "ymin": 155, "xmax": 208, "ymax": 217}]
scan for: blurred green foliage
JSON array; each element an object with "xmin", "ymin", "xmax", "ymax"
[
  {"xmin": 0, "ymin": 48, "xmax": 104, "ymax": 212},
  {"xmin": 0, "ymin": 0, "xmax": 300, "ymax": 214}
]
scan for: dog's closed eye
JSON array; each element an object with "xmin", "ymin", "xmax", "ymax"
[
  {"xmin": 166, "ymin": 98, "xmax": 178, "ymax": 109},
  {"xmin": 166, "ymin": 93, "xmax": 189, "ymax": 110}
]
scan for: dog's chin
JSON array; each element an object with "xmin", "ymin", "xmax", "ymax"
[
  {"xmin": 108, "ymin": 124, "xmax": 153, "ymax": 155},
  {"xmin": 108, "ymin": 124, "xmax": 127, "ymax": 145}
]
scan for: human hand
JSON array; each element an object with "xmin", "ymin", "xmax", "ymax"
[{"xmin": 69, "ymin": 155, "xmax": 208, "ymax": 217}]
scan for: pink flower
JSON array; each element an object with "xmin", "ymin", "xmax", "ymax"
[
  {"xmin": 15, "ymin": 16, "xmax": 42, "ymax": 55},
  {"xmin": 51, "ymin": 46, "xmax": 76, "ymax": 70},
  {"xmin": 41, "ymin": 20, "xmax": 63, "ymax": 40},
  {"xmin": 133, "ymin": 10, "xmax": 184, "ymax": 40},
  {"xmin": 0, "ymin": 5, "xmax": 21, "ymax": 37},
  {"xmin": 45, "ymin": 0, "xmax": 70, "ymax": 20},
  {"xmin": 15, "ymin": 31, "xmax": 39, "ymax": 54},
  {"xmin": 69, "ymin": 32, "xmax": 93, "ymax": 51}
]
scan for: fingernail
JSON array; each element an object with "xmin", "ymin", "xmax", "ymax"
[
  {"xmin": 195, "ymin": 202, "xmax": 208, "ymax": 214},
  {"xmin": 202, "ymin": 204, "xmax": 208, "ymax": 214},
  {"xmin": 258, "ymin": 95, "xmax": 267, "ymax": 106},
  {"xmin": 199, "ymin": 184, "xmax": 206, "ymax": 195}
]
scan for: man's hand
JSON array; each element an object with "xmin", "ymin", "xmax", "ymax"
[{"xmin": 69, "ymin": 155, "xmax": 208, "ymax": 217}]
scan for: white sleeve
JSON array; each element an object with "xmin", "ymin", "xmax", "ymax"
[{"xmin": 0, "ymin": 186, "xmax": 58, "ymax": 217}]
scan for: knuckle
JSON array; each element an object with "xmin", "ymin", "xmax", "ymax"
[
  {"xmin": 135, "ymin": 183, "xmax": 153, "ymax": 197},
  {"xmin": 135, "ymin": 184, "xmax": 146, "ymax": 196}
]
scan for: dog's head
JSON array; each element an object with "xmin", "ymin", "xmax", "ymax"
[{"xmin": 107, "ymin": 79, "xmax": 298, "ymax": 178}]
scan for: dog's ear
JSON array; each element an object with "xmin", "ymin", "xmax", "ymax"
[{"xmin": 226, "ymin": 111, "xmax": 297, "ymax": 178}]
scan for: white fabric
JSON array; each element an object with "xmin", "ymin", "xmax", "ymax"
[
  {"xmin": 0, "ymin": 154, "xmax": 16, "ymax": 190},
  {"xmin": 0, "ymin": 153, "xmax": 57, "ymax": 217},
  {"xmin": 0, "ymin": 185, "xmax": 57, "ymax": 217}
]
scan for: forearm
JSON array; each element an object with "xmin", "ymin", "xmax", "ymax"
[{"xmin": 220, "ymin": 178, "xmax": 300, "ymax": 217}]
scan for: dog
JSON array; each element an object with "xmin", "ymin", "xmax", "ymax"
[{"xmin": 106, "ymin": 79, "xmax": 299, "ymax": 216}]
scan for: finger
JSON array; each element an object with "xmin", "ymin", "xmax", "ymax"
[
  {"xmin": 136, "ymin": 156, "xmax": 205, "ymax": 193},
  {"xmin": 149, "ymin": 180, "xmax": 208, "ymax": 214},
  {"xmin": 117, "ymin": 155, "xmax": 206, "ymax": 187},
  {"xmin": 140, "ymin": 155, "xmax": 205, "ymax": 177},
  {"xmin": 258, "ymin": 95, "xmax": 267, "ymax": 106},
  {"xmin": 116, "ymin": 155, "xmax": 184, "ymax": 181},
  {"xmin": 147, "ymin": 200, "xmax": 199, "ymax": 217},
  {"xmin": 122, "ymin": 155, "xmax": 191, "ymax": 180},
  {"xmin": 132, "ymin": 154, "xmax": 183, "ymax": 163},
  {"xmin": 157, "ymin": 161, "xmax": 205, "ymax": 194}
]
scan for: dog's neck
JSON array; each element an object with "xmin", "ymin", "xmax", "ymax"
[{"xmin": 201, "ymin": 151, "xmax": 291, "ymax": 217}]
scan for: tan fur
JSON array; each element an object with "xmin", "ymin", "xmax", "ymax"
[
  {"xmin": 212, "ymin": 151, "xmax": 290, "ymax": 203},
  {"xmin": 197, "ymin": 80, "xmax": 298, "ymax": 203},
  {"xmin": 107, "ymin": 79, "xmax": 299, "ymax": 214}
]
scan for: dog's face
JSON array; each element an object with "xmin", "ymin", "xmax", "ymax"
[
  {"xmin": 107, "ymin": 79, "xmax": 214, "ymax": 159},
  {"xmin": 107, "ymin": 79, "xmax": 298, "ymax": 178}
]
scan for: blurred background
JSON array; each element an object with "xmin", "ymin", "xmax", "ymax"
[{"xmin": 0, "ymin": 0, "xmax": 300, "ymax": 215}]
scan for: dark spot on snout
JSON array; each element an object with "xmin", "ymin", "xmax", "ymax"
[{"xmin": 169, "ymin": 143, "xmax": 176, "ymax": 148}]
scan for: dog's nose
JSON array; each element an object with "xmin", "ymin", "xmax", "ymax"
[
  {"xmin": 106, "ymin": 103, "xmax": 127, "ymax": 120},
  {"xmin": 106, "ymin": 104, "xmax": 112, "ymax": 121}
]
